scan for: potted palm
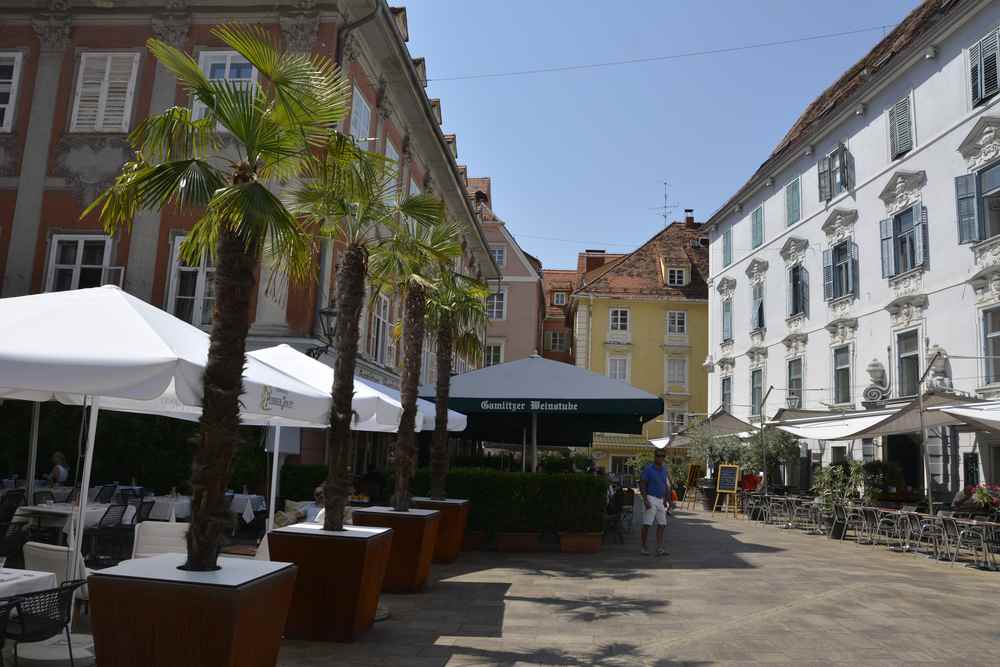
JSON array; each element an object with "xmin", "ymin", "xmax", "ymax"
[
  {"xmin": 82, "ymin": 25, "xmax": 348, "ymax": 664},
  {"xmin": 351, "ymin": 217, "xmax": 460, "ymax": 592},
  {"xmin": 412, "ymin": 253, "xmax": 488, "ymax": 563}
]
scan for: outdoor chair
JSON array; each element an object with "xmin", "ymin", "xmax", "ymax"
[
  {"xmin": 93, "ymin": 485, "xmax": 117, "ymax": 504},
  {"xmin": 0, "ymin": 598, "xmax": 16, "ymax": 667},
  {"xmin": 3, "ymin": 580, "xmax": 86, "ymax": 667},
  {"xmin": 0, "ymin": 490, "xmax": 25, "ymax": 526},
  {"xmin": 84, "ymin": 503, "xmax": 129, "ymax": 565},
  {"xmin": 135, "ymin": 499, "xmax": 155, "ymax": 523},
  {"xmin": 32, "ymin": 491, "xmax": 54, "ymax": 506},
  {"xmin": 23, "ymin": 541, "xmax": 92, "ymax": 612},
  {"xmin": 791, "ymin": 498, "xmax": 819, "ymax": 533},
  {"xmin": 0, "ymin": 521, "xmax": 30, "ymax": 570},
  {"xmin": 840, "ymin": 505, "xmax": 867, "ymax": 543},
  {"xmin": 859, "ymin": 507, "xmax": 880, "ymax": 545},
  {"xmin": 873, "ymin": 509, "xmax": 905, "ymax": 549},
  {"xmin": 132, "ymin": 520, "xmax": 187, "ymax": 559}
]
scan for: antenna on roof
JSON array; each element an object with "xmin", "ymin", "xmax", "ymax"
[{"xmin": 649, "ymin": 180, "xmax": 679, "ymax": 229}]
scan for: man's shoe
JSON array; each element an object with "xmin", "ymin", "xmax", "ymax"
[
  {"xmin": 656, "ymin": 548, "xmax": 668, "ymax": 556},
  {"xmin": 640, "ymin": 546, "xmax": 650, "ymax": 556}
]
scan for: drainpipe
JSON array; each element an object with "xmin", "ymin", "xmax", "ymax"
[{"xmin": 335, "ymin": 2, "xmax": 380, "ymax": 68}]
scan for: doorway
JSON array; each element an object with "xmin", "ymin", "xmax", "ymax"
[{"xmin": 885, "ymin": 433, "xmax": 922, "ymax": 492}]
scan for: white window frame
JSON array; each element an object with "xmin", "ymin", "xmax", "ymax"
[
  {"xmin": 607, "ymin": 355, "xmax": 629, "ymax": 382},
  {"xmin": 489, "ymin": 245, "xmax": 506, "ymax": 268},
  {"xmin": 69, "ymin": 51, "xmax": 141, "ymax": 133},
  {"xmin": 486, "ymin": 287, "xmax": 507, "ymax": 320},
  {"xmin": 547, "ymin": 330, "xmax": 567, "ymax": 352},
  {"xmin": 666, "ymin": 357, "xmax": 688, "ymax": 388},
  {"xmin": 45, "ymin": 234, "xmax": 114, "ymax": 292},
  {"xmin": 896, "ymin": 328, "xmax": 921, "ymax": 398},
  {"xmin": 484, "ymin": 341, "xmax": 504, "ymax": 367},
  {"xmin": 166, "ymin": 235, "xmax": 215, "ymax": 327},
  {"xmin": 787, "ymin": 357, "xmax": 803, "ymax": 408},
  {"xmin": 667, "ymin": 310, "xmax": 687, "ymax": 335},
  {"xmin": 350, "ymin": 84, "xmax": 372, "ymax": 147},
  {"xmin": 368, "ymin": 294, "xmax": 391, "ymax": 366},
  {"xmin": 553, "ymin": 291, "xmax": 567, "ymax": 306},
  {"xmin": 609, "ymin": 308, "xmax": 629, "ymax": 332},
  {"xmin": 0, "ymin": 51, "xmax": 24, "ymax": 133},
  {"xmin": 666, "ymin": 267, "xmax": 686, "ymax": 287},
  {"xmin": 832, "ymin": 345, "xmax": 852, "ymax": 405},
  {"xmin": 985, "ymin": 306, "xmax": 1000, "ymax": 384},
  {"xmin": 193, "ymin": 50, "xmax": 258, "ymax": 123}
]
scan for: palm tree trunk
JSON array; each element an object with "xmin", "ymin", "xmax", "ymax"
[
  {"xmin": 185, "ymin": 228, "xmax": 256, "ymax": 571},
  {"xmin": 322, "ymin": 243, "xmax": 366, "ymax": 532},
  {"xmin": 394, "ymin": 284, "xmax": 427, "ymax": 512},
  {"xmin": 430, "ymin": 314, "xmax": 452, "ymax": 500}
]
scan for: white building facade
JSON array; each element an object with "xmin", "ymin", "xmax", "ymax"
[{"xmin": 705, "ymin": 0, "xmax": 1000, "ymax": 494}]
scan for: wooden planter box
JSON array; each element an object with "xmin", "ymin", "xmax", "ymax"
[
  {"xmin": 462, "ymin": 530, "xmax": 486, "ymax": 551},
  {"xmin": 351, "ymin": 506, "xmax": 440, "ymax": 593},
  {"xmin": 268, "ymin": 522, "xmax": 392, "ymax": 642},
  {"xmin": 412, "ymin": 497, "xmax": 470, "ymax": 564},
  {"xmin": 88, "ymin": 553, "xmax": 296, "ymax": 667},
  {"xmin": 559, "ymin": 532, "xmax": 603, "ymax": 554},
  {"xmin": 496, "ymin": 532, "xmax": 543, "ymax": 552}
]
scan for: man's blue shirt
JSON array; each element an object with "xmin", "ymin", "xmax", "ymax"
[{"xmin": 641, "ymin": 463, "xmax": 669, "ymax": 498}]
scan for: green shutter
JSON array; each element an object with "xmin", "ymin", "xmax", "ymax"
[
  {"xmin": 818, "ymin": 156, "xmax": 832, "ymax": 201},
  {"xmin": 891, "ymin": 96, "xmax": 912, "ymax": 158},
  {"xmin": 786, "ymin": 179, "xmax": 800, "ymax": 226},
  {"xmin": 956, "ymin": 173, "xmax": 982, "ymax": 244},
  {"xmin": 751, "ymin": 207, "xmax": 763, "ymax": 248}
]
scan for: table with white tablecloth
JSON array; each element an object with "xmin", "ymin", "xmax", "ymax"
[
  {"xmin": 0, "ymin": 568, "xmax": 57, "ymax": 600},
  {"xmin": 14, "ymin": 503, "xmax": 135, "ymax": 536},
  {"xmin": 228, "ymin": 494, "xmax": 266, "ymax": 524},
  {"xmin": 149, "ymin": 495, "xmax": 192, "ymax": 521}
]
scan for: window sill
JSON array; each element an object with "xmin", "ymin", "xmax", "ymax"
[
  {"xmin": 887, "ymin": 265, "xmax": 925, "ymax": 283},
  {"xmin": 785, "ymin": 313, "xmax": 806, "ymax": 326}
]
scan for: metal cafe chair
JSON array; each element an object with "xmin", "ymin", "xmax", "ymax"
[
  {"xmin": 4, "ymin": 580, "xmax": 86, "ymax": 667},
  {"xmin": 93, "ymin": 485, "xmax": 117, "ymax": 504},
  {"xmin": 0, "ymin": 598, "xmax": 16, "ymax": 667}
]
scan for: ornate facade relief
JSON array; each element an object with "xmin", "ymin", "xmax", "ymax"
[
  {"xmin": 885, "ymin": 293, "xmax": 928, "ymax": 327},
  {"xmin": 926, "ymin": 345, "xmax": 952, "ymax": 391},
  {"xmin": 781, "ymin": 332, "xmax": 808, "ymax": 358},
  {"xmin": 32, "ymin": 11, "xmax": 71, "ymax": 53},
  {"xmin": 747, "ymin": 329, "xmax": 768, "ymax": 367},
  {"xmin": 152, "ymin": 12, "xmax": 190, "ymax": 48},
  {"xmin": 745, "ymin": 258, "xmax": 769, "ymax": 284},
  {"xmin": 779, "ymin": 237, "xmax": 809, "ymax": 267},
  {"xmin": 970, "ymin": 235, "xmax": 1000, "ymax": 305},
  {"xmin": 716, "ymin": 276, "xmax": 736, "ymax": 300},
  {"xmin": 826, "ymin": 316, "xmax": 858, "ymax": 346},
  {"xmin": 958, "ymin": 115, "xmax": 1000, "ymax": 171},
  {"xmin": 878, "ymin": 170, "xmax": 926, "ymax": 216},
  {"xmin": 53, "ymin": 135, "xmax": 132, "ymax": 205},
  {"xmin": 281, "ymin": 9, "xmax": 319, "ymax": 54},
  {"xmin": 888, "ymin": 269, "xmax": 925, "ymax": 300},
  {"xmin": 717, "ymin": 341, "xmax": 735, "ymax": 375},
  {"xmin": 820, "ymin": 208, "xmax": 858, "ymax": 243},
  {"xmin": 861, "ymin": 358, "xmax": 891, "ymax": 406}
]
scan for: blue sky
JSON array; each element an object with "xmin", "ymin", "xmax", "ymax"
[{"xmin": 404, "ymin": 0, "xmax": 922, "ymax": 269}]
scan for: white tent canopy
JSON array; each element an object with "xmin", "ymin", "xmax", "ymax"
[
  {"xmin": 931, "ymin": 400, "xmax": 1000, "ymax": 432},
  {"xmin": 658, "ymin": 408, "xmax": 758, "ymax": 448}
]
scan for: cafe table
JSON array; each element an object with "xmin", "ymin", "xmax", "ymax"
[{"xmin": 0, "ymin": 567, "xmax": 58, "ymax": 600}]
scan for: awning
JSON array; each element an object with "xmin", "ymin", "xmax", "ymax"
[
  {"xmin": 931, "ymin": 400, "xmax": 1000, "ymax": 432},
  {"xmin": 661, "ymin": 408, "xmax": 758, "ymax": 447}
]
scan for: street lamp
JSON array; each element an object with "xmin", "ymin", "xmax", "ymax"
[{"xmin": 306, "ymin": 303, "xmax": 338, "ymax": 359}]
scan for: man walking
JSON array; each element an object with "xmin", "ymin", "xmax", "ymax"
[{"xmin": 639, "ymin": 449, "xmax": 672, "ymax": 556}]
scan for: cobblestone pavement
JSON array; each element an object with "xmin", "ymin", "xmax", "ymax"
[{"xmin": 279, "ymin": 507, "xmax": 1000, "ymax": 666}]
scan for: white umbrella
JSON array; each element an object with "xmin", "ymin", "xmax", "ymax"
[
  {"xmin": 358, "ymin": 376, "xmax": 467, "ymax": 433},
  {"xmin": 0, "ymin": 286, "xmax": 333, "ymax": 572}
]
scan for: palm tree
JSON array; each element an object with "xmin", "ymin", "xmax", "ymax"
[
  {"xmin": 84, "ymin": 25, "xmax": 349, "ymax": 570},
  {"xmin": 289, "ymin": 141, "xmax": 444, "ymax": 530},
  {"xmin": 425, "ymin": 266, "xmax": 488, "ymax": 500},
  {"xmin": 368, "ymin": 219, "xmax": 461, "ymax": 511}
]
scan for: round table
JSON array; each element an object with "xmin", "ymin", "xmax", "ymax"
[{"xmin": 0, "ymin": 568, "xmax": 57, "ymax": 600}]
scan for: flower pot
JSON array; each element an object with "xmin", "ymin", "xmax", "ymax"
[
  {"xmin": 496, "ymin": 532, "xmax": 543, "ymax": 552},
  {"xmin": 351, "ymin": 506, "xmax": 440, "ymax": 593},
  {"xmin": 558, "ymin": 532, "xmax": 602, "ymax": 554},
  {"xmin": 88, "ymin": 553, "xmax": 296, "ymax": 667},
  {"xmin": 268, "ymin": 523, "xmax": 392, "ymax": 642},
  {"xmin": 412, "ymin": 497, "xmax": 471, "ymax": 564},
  {"xmin": 462, "ymin": 530, "xmax": 486, "ymax": 551}
]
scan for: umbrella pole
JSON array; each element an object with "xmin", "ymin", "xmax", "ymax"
[
  {"xmin": 268, "ymin": 426, "xmax": 282, "ymax": 531},
  {"xmin": 531, "ymin": 413, "xmax": 538, "ymax": 473},
  {"xmin": 521, "ymin": 428, "xmax": 526, "ymax": 473},
  {"xmin": 917, "ymin": 352, "xmax": 941, "ymax": 514},
  {"xmin": 72, "ymin": 397, "xmax": 99, "ymax": 581},
  {"xmin": 26, "ymin": 401, "xmax": 40, "ymax": 502}
]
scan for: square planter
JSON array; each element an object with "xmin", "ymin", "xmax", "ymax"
[
  {"xmin": 268, "ymin": 522, "xmax": 392, "ymax": 642},
  {"xmin": 496, "ymin": 532, "xmax": 543, "ymax": 552},
  {"xmin": 351, "ymin": 506, "xmax": 440, "ymax": 593},
  {"xmin": 88, "ymin": 553, "xmax": 296, "ymax": 667},
  {"xmin": 412, "ymin": 497, "xmax": 470, "ymax": 564},
  {"xmin": 558, "ymin": 532, "xmax": 603, "ymax": 554}
]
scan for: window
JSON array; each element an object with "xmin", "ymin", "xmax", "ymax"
[
  {"xmin": 553, "ymin": 292, "xmax": 567, "ymax": 306},
  {"xmin": 46, "ymin": 235, "xmax": 117, "ymax": 292},
  {"xmin": 489, "ymin": 245, "xmax": 506, "ymax": 267},
  {"xmin": 667, "ymin": 311, "xmax": 687, "ymax": 335},
  {"xmin": 751, "ymin": 206, "xmax": 764, "ymax": 248},
  {"xmin": 666, "ymin": 267, "xmax": 686, "ymax": 286},
  {"xmin": 833, "ymin": 346, "xmax": 851, "ymax": 405},
  {"xmin": 750, "ymin": 283, "xmax": 765, "ymax": 331},
  {"xmin": 70, "ymin": 52, "xmax": 140, "ymax": 132},
  {"xmin": 167, "ymin": 236, "xmax": 214, "ymax": 326},
  {"xmin": 818, "ymin": 144, "xmax": 852, "ymax": 201},
  {"xmin": 667, "ymin": 358, "xmax": 687, "ymax": 387},
  {"xmin": 485, "ymin": 288, "xmax": 506, "ymax": 320},
  {"xmin": 608, "ymin": 356, "xmax": 629, "ymax": 381},
  {"xmin": 787, "ymin": 264, "xmax": 808, "ymax": 317},
  {"xmin": 750, "ymin": 368, "xmax": 763, "ymax": 418},
  {"xmin": 721, "ymin": 376, "xmax": 732, "ymax": 413},
  {"xmin": 484, "ymin": 343, "xmax": 503, "ymax": 367},
  {"xmin": 880, "ymin": 204, "xmax": 926, "ymax": 278},
  {"xmin": 897, "ymin": 330, "xmax": 920, "ymax": 397},
  {"xmin": 970, "ymin": 26, "xmax": 999, "ymax": 106},
  {"xmin": 610, "ymin": 308, "xmax": 629, "ymax": 332},
  {"xmin": 722, "ymin": 227, "xmax": 732, "ymax": 267},
  {"xmin": 545, "ymin": 330, "xmax": 567, "ymax": 352},
  {"xmin": 963, "ymin": 452, "xmax": 980, "ymax": 486},
  {"xmin": 787, "ymin": 358, "xmax": 803, "ymax": 408},
  {"xmin": 666, "ymin": 410, "xmax": 686, "ymax": 435},
  {"xmin": 831, "ymin": 446, "xmax": 848, "ymax": 465},
  {"xmin": 721, "ymin": 299, "xmax": 733, "ymax": 341},
  {"xmin": 368, "ymin": 295, "xmax": 391, "ymax": 365},
  {"xmin": 956, "ymin": 162, "xmax": 1000, "ymax": 243},
  {"xmin": 984, "ymin": 307, "xmax": 1000, "ymax": 384},
  {"xmin": 0, "ymin": 52, "xmax": 23, "ymax": 132},
  {"xmin": 889, "ymin": 95, "xmax": 913, "ymax": 158},
  {"xmin": 349, "ymin": 85, "xmax": 371, "ymax": 147},
  {"xmin": 785, "ymin": 178, "xmax": 800, "ymax": 226},
  {"xmin": 194, "ymin": 51, "xmax": 255, "ymax": 122},
  {"xmin": 823, "ymin": 240, "xmax": 858, "ymax": 301}
]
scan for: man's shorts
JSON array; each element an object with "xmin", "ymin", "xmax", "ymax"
[{"xmin": 643, "ymin": 494, "xmax": 667, "ymax": 526}]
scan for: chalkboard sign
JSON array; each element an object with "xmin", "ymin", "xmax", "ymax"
[{"xmin": 715, "ymin": 464, "xmax": 740, "ymax": 494}]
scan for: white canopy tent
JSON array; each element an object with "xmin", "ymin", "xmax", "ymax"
[
  {"xmin": 932, "ymin": 400, "xmax": 1000, "ymax": 431},
  {"xmin": 0, "ymin": 286, "xmax": 333, "ymax": 573}
]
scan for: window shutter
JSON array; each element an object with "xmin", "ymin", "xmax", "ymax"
[
  {"xmin": 983, "ymin": 29, "xmax": 999, "ymax": 101},
  {"xmin": 849, "ymin": 242, "xmax": 859, "ymax": 296},
  {"xmin": 891, "ymin": 96, "xmax": 912, "ymax": 157},
  {"xmin": 822, "ymin": 249, "xmax": 833, "ymax": 301},
  {"xmin": 972, "ymin": 40, "xmax": 983, "ymax": 104},
  {"xmin": 880, "ymin": 219, "xmax": 895, "ymax": 278},
  {"xmin": 838, "ymin": 145, "xmax": 852, "ymax": 191},
  {"xmin": 800, "ymin": 266, "xmax": 810, "ymax": 317},
  {"xmin": 786, "ymin": 179, "xmax": 800, "ymax": 226},
  {"xmin": 956, "ymin": 173, "xmax": 981, "ymax": 243},
  {"xmin": 818, "ymin": 156, "xmax": 832, "ymax": 201},
  {"xmin": 913, "ymin": 203, "xmax": 927, "ymax": 268},
  {"xmin": 101, "ymin": 53, "xmax": 139, "ymax": 132},
  {"xmin": 786, "ymin": 267, "xmax": 794, "ymax": 317},
  {"xmin": 71, "ymin": 54, "xmax": 107, "ymax": 131},
  {"xmin": 70, "ymin": 53, "xmax": 138, "ymax": 132}
]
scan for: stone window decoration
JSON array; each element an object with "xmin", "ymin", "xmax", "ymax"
[
  {"xmin": 0, "ymin": 52, "xmax": 23, "ymax": 133},
  {"xmin": 745, "ymin": 258, "xmax": 768, "ymax": 332},
  {"xmin": 717, "ymin": 277, "xmax": 736, "ymax": 343},
  {"xmin": 780, "ymin": 237, "xmax": 809, "ymax": 320},
  {"xmin": 819, "ymin": 207, "xmax": 859, "ymax": 305},
  {"xmin": 878, "ymin": 171, "xmax": 928, "ymax": 278},
  {"xmin": 960, "ymin": 119, "xmax": 1000, "ymax": 307},
  {"xmin": 70, "ymin": 52, "xmax": 141, "ymax": 133}
]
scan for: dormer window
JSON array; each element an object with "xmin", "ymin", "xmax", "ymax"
[
  {"xmin": 666, "ymin": 268, "xmax": 686, "ymax": 287},
  {"xmin": 553, "ymin": 292, "xmax": 567, "ymax": 306}
]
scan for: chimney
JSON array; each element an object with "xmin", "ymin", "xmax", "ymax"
[{"xmin": 684, "ymin": 209, "xmax": 696, "ymax": 227}]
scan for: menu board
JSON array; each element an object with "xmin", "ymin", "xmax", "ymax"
[{"xmin": 715, "ymin": 464, "xmax": 740, "ymax": 494}]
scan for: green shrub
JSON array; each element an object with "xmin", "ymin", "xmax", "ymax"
[{"xmin": 281, "ymin": 464, "xmax": 327, "ymax": 502}]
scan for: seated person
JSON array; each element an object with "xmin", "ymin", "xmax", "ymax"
[
  {"xmin": 47, "ymin": 452, "xmax": 70, "ymax": 486},
  {"xmin": 304, "ymin": 485, "xmax": 324, "ymax": 522}
]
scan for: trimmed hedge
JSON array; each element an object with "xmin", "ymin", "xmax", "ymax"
[{"xmin": 412, "ymin": 468, "xmax": 607, "ymax": 536}]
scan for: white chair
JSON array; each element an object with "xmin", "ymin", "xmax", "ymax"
[
  {"xmin": 132, "ymin": 521, "xmax": 187, "ymax": 559},
  {"xmin": 23, "ymin": 540, "xmax": 91, "ymax": 602}
]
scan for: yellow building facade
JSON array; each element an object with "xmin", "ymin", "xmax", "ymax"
[{"xmin": 570, "ymin": 219, "xmax": 709, "ymax": 475}]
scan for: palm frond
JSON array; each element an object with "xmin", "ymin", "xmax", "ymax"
[
  {"xmin": 128, "ymin": 106, "xmax": 219, "ymax": 162},
  {"xmin": 146, "ymin": 38, "xmax": 213, "ymax": 105}
]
